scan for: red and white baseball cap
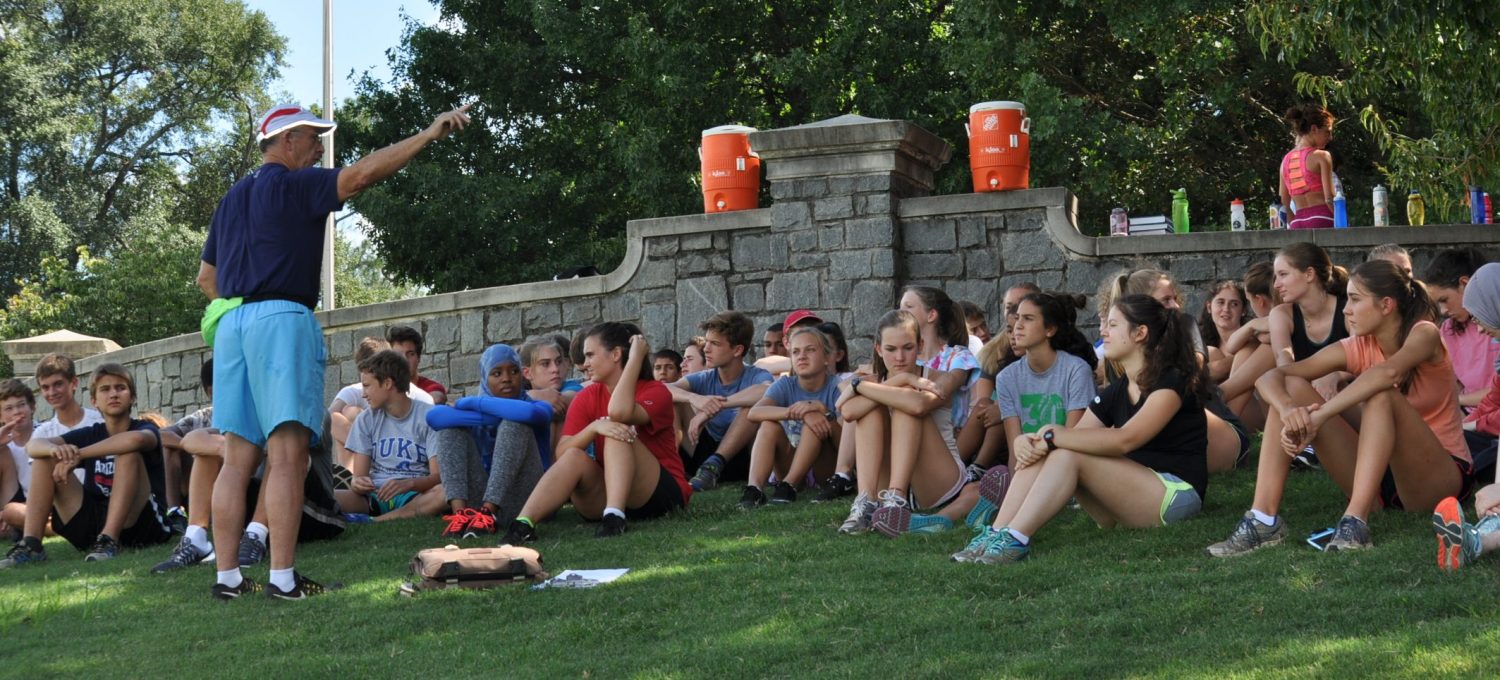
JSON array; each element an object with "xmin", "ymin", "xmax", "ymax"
[
  {"xmin": 783, "ymin": 309, "xmax": 822, "ymax": 329},
  {"xmin": 256, "ymin": 103, "xmax": 336, "ymax": 142}
]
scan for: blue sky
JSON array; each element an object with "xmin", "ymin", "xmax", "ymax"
[{"xmin": 246, "ymin": 0, "xmax": 440, "ymax": 106}]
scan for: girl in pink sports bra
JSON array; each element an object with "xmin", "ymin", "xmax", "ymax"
[{"xmin": 1279, "ymin": 103, "xmax": 1337, "ymax": 230}]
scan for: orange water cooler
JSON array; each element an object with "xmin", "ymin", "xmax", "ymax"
[
  {"xmin": 701, "ymin": 125, "xmax": 761, "ymax": 212},
  {"xmin": 967, "ymin": 101, "xmax": 1030, "ymax": 192}
]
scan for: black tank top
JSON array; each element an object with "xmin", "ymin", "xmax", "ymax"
[{"xmin": 1290, "ymin": 295, "xmax": 1348, "ymax": 361}]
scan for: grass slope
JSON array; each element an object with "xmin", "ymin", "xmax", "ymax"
[{"xmin": 3, "ymin": 470, "xmax": 1500, "ymax": 679}]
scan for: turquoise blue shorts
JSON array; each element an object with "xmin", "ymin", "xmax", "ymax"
[{"xmin": 212, "ymin": 299, "xmax": 326, "ymax": 448}]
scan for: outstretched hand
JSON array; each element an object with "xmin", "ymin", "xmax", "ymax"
[{"xmin": 426, "ymin": 103, "xmax": 474, "ymax": 141}]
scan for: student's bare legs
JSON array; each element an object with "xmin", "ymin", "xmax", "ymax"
[
  {"xmin": 601, "ymin": 437, "xmax": 664, "ymax": 512},
  {"xmin": 262, "ymin": 424, "xmax": 309, "ymax": 571},
  {"xmin": 517, "ymin": 448, "xmax": 599, "ymax": 521},
  {"xmin": 100, "ymin": 452, "xmax": 150, "ymax": 540},
  {"xmin": 1344, "ymin": 388, "xmax": 1461, "ymax": 519},
  {"xmin": 187, "ymin": 454, "xmax": 221, "ymax": 528},
  {"xmin": 1206, "ymin": 411, "xmax": 1241, "ymax": 474},
  {"xmin": 373, "ymin": 485, "xmax": 448, "ymax": 522},
  {"xmin": 1006, "ymin": 450, "xmax": 1168, "ymax": 536},
  {"xmin": 785, "ymin": 425, "xmax": 838, "ymax": 488},
  {"xmin": 24, "ymin": 458, "xmax": 84, "ymax": 538},
  {"xmin": 714, "ymin": 409, "xmax": 758, "ymax": 464},
  {"xmin": 212, "ymin": 434, "xmax": 259, "ymax": 574},
  {"xmin": 0, "ymin": 454, "xmax": 18, "ymax": 517},
  {"xmin": 747, "ymin": 421, "xmax": 792, "ymax": 489},
  {"xmin": 329, "ymin": 411, "xmax": 354, "ymax": 469},
  {"xmin": 886, "ymin": 410, "xmax": 962, "ymax": 508},
  {"xmin": 1250, "ymin": 379, "xmax": 1358, "ymax": 517},
  {"xmin": 850, "ymin": 403, "xmax": 890, "ymax": 497},
  {"xmin": 832, "ymin": 422, "xmax": 856, "ymax": 477}
]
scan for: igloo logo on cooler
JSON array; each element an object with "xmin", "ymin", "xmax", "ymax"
[{"xmin": 982, "ymin": 114, "xmax": 999, "ymax": 131}]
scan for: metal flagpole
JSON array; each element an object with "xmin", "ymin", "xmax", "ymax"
[{"xmin": 321, "ymin": 0, "xmax": 336, "ymax": 310}]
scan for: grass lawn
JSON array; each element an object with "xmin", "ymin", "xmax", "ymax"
[{"xmin": 4, "ymin": 468, "xmax": 1500, "ymax": 678}]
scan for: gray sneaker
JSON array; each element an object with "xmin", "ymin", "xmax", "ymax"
[
  {"xmin": 838, "ymin": 493, "xmax": 877, "ymax": 535},
  {"xmin": 871, "ymin": 489, "xmax": 911, "ymax": 538},
  {"xmin": 1206, "ymin": 511, "xmax": 1286, "ymax": 557},
  {"xmin": 238, "ymin": 532, "xmax": 267, "ymax": 567},
  {"xmin": 84, "ymin": 534, "xmax": 118, "ymax": 562},
  {"xmin": 1327, "ymin": 515, "xmax": 1372, "ymax": 551},
  {"xmin": 151, "ymin": 536, "xmax": 215, "ymax": 574},
  {"xmin": 689, "ymin": 461, "xmax": 722, "ymax": 492},
  {"xmin": 951, "ymin": 527, "xmax": 1000, "ymax": 563}
]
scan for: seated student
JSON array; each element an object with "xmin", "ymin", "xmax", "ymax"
[
  {"xmin": 1424, "ymin": 248, "xmax": 1499, "ymax": 409},
  {"xmin": 387, "ymin": 325, "xmax": 448, "ymax": 405},
  {"xmin": 670, "ymin": 311, "xmax": 775, "ymax": 491},
  {"xmin": 335, "ymin": 350, "xmax": 445, "ymax": 523},
  {"xmin": 752, "ymin": 310, "xmax": 823, "ymax": 377},
  {"xmin": 158, "ymin": 358, "xmax": 217, "ymax": 533},
  {"xmin": 427, "ymin": 344, "xmax": 552, "ymax": 538},
  {"xmin": 810, "ymin": 321, "xmax": 864, "ymax": 503},
  {"xmin": 570, "ymin": 329, "xmax": 594, "ymax": 383},
  {"xmin": 1199, "ymin": 280, "xmax": 1250, "ymax": 383},
  {"xmin": 680, "ymin": 336, "xmax": 707, "ymax": 375},
  {"xmin": 329, "ymin": 337, "xmax": 433, "ymax": 468},
  {"xmin": 520, "ymin": 335, "xmax": 579, "ymax": 455},
  {"xmin": 0, "ymin": 379, "xmax": 38, "ymax": 536},
  {"xmin": 1, "ymin": 364, "xmax": 170, "ymax": 567},
  {"xmin": 763, "ymin": 322, "xmax": 788, "ymax": 359},
  {"xmin": 654, "ymin": 349, "xmax": 684, "ymax": 384},
  {"xmin": 1435, "ymin": 263, "xmax": 1500, "ymax": 569},
  {"xmin": 837, "ymin": 291, "xmax": 977, "ymax": 537},
  {"xmin": 741, "ymin": 326, "xmax": 845, "ymax": 508},
  {"xmin": 1368, "ymin": 242, "xmax": 1413, "ymax": 278},
  {"xmin": 1219, "ymin": 262, "xmax": 1280, "ymax": 431},
  {"xmin": 1209, "ymin": 260, "xmax": 1472, "ymax": 556},
  {"xmin": 32, "ymin": 353, "xmax": 103, "ymax": 445},
  {"xmin": 502, "ymin": 323, "xmax": 689, "ymax": 542},
  {"xmin": 961, "ymin": 301, "xmax": 992, "ymax": 346},
  {"xmin": 152, "ymin": 415, "xmax": 346, "ymax": 573},
  {"xmin": 952, "ymin": 294, "xmax": 1209, "ymax": 564}
]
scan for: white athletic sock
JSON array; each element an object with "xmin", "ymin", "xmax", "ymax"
[
  {"xmin": 1005, "ymin": 527, "xmax": 1030, "ymax": 545},
  {"xmin": 603, "ymin": 507, "xmax": 626, "ymax": 520},
  {"xmin": 245, "ymin": 522, "xmax": 269, "ymax": 543},
  {"xmin": 833, "ymin": 472, "xmax": 852, "ymax": 481},
  {"xmin": 269, "ymin": 567, "xmax": 296, "ymax": 592},
  {"xmin": 217, "ymin": 568, "xmax": 243, "ymax": 588},
  {"xmin": 1251, "ymin": 509, "xmax": 1277, "ymax": 527},
  {"xmin": 184, "ymin": 525, "xmax": 210, "ymax": 551}
]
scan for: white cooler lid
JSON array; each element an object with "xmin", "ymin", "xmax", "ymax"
[
  {"xmin": 702, "ymin": 124, "xmax": 757, "ymax": 137},
  {"xmin": 969, "ymin": 101, "xmax": 1025, "ymax": 114}
]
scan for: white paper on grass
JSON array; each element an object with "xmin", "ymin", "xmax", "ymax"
[{"xmin": 532, "ymin": 568, "xmax": 629, "ymax": 590}]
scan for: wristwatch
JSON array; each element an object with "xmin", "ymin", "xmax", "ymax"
[
  {"xmin": 1042, "ymin": 428, "xmax": 1058, "ymax": 452},
  {"xmin": 849, "ymin": 377, "xmax": 862, "ymax": 395}
]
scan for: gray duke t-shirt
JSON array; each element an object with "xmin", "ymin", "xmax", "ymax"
[
  {"xmin": 996, "ymin": 352, "xmax": 1096, "ymax": 434},
  {"xmin": 345, "ymin": 399, "xmax": 436, "ymax": 486}
]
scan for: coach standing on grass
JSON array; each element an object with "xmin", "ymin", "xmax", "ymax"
[{"xmin": 196, "ymin": 102, "xmax": 472, "ymax": 600}]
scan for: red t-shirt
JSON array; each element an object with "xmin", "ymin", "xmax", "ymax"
[
  {"xmin": 563, "ymin": 379, "xmax": 691, "ymax": 504},
  {"xmin": 415, "ymin": 375, "xmax": 446, "ymax": 397}
]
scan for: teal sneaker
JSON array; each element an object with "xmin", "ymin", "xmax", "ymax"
[
  {"xmin": 908, "ymin": 513, "xmax": 953, "ymax": 535},
  {"xmin": 974, "ymin": 528, "xmax": 1030, "ymax": 565},
  {"xmin": 1433, "ymin": 497, "xmax": 1483, "ymax": 571},
  {"xmin": 951, "ymin": 527, "xmax": 1000, "ymax": 563},
  {"xmin": 964, "ymin": 465, "xmax": 1011, "ymax": 531}
]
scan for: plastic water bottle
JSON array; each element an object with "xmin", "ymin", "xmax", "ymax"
[
  {"xmin": 1372, "ymin": 185, "xmax": 1388, "ymax": 226},
  {"xmin": 1407, "ymin": 190, "xmax": 1425, "ymax": 226},
  {"xmin": 1278, "ymin": 203, "xmax": 1289, "ymax": 230},
  {"xmin": 1471, "ymin": 186, "xmax": 1485, "ymax": 224},
  {"xmin": 1332, "ymin": 190, "xmax": 1349, "ymax": 229},
  {"xmin": 1171, "ymin": 188, "xmax": 1190, "ymax": 234},
  {"xmin": 1109, "ymin": 207, "xmax": 1129, "ymax": 236},
  {"xmin": 1487, "ymin": 193, "xmax": 1494, "ymax": 224},
  {"xmin": 1230, "ymin": 199, "xmax": 1246, "ymax": 231},
  {"xmin": 1269, "ymin": 202, "xmax": 1282, "ymax": 230}
]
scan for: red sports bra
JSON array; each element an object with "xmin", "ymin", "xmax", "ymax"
[{"xmin": 1281, "ymin": 147, "xmax": 1325, "ymax": 197}]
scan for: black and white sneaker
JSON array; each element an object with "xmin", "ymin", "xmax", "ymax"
[
  {"xmin": 737, "ymin": 485, "xmax": 767, "ymax": 510},
  {"xmin": 211, "ymin": 576, "xmax": 262, "ymax": 601},
  {"xmin": 265, "ymin": 572, "xmax": 341, "ymax": 601},
  {"xmin": 812, "ymin": 474, "xmax": 856, "ymax": 503},
  {"xmin": 238, "ymin": 532, "xmax": 267, "ymax": 567},
  {"xmin": 151, "ymin": 536, "xmax": 215, "ymax": 574},
  {"xmin": 501, "ymin": 519, "xmax": 538, "ymax": 546},
  {"xmin": 770, "ymin": 481, "xmax": 797, "ymax": 505},
  {"xmin": 595, "ymin": 513, "xmax": 627, "ymax": 538}
]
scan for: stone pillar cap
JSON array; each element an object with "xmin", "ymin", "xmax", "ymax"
[
  {"xmin": 2, "ymin": 329, "xmax": 123, "ymax": 377},
  {"xmin": 749, "ymin": 114, "xmax": 953, "ymax": 190}
]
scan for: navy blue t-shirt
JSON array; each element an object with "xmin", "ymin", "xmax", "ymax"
[
  {"xmin": 60, "ymin": 420, "xmax": 167, "ymax": 505},
  {"xmin": 201, "ymin": 163, "xmax": 343, "ymax": 307}
]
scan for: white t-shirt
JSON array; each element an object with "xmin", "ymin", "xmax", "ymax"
[
  {"xmin": 32, "ymin": 408, "xmax": 103, "ymax": 486},
  {"xmin": 7, "ymin": 438, "xmax": 32, "ymax": 495},
  {"xmin": 331, "ymin": 383, "xmax": 433, "ymax": 411}
]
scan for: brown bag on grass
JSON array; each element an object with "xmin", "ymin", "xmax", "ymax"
[{"xmin": 404, "ymin": 545, "xmax": 548, "ymax": 594}]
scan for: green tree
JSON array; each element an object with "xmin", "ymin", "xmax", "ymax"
[{"xmin": 333, "ymin": 230, "xmax": 427, "ymax": 308}]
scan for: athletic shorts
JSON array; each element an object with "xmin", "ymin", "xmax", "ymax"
[
  {"xmin": 1379, "ymin": 456, "xmax": 1474, "ymax": 510},
  {"xmin": 1231, "ymin": 422, "xmax": 1253, "ymax": 468},
  {"xmin": 1288, "ymin": 202, "xmax": 1334, "ymax": 230},
  {"xmin": 366, "ymin": 490, "xmax": 419, "ymax": 517},
  {"xmin": 627, "ymin": 466, "xmax": 684, "ymax": 520},
  {"xmin": 1156, "ymin": 472, "xmax": 1203, "ymax": 525},
  {"xmin": 52, "ymin": 495, "xmax": 170, "ymax": 552},
  {"xmin": 213, "ymin": 299, "xmax": 326, "ymax": 449},
  {"xmin": 9, "ymin": 487, "xmax": 24, "ymax": 504}
]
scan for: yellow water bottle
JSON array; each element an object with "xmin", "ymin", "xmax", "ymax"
[{"xmin": 1407, "ymin": 190, "xmax": 1425, "ymax": 226}]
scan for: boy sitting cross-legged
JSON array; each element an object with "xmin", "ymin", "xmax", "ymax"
[
  {"xmin": 669, "ymin": 311, "xmax": 775, "ymax": 491},
  {"xmin": 2, "ymin": 363, "xmax": 170, "ymax": 567},
  {"xmin": 334, "ymin": 350, "xmax": 445, "ymax": 522},
  {"xmin": 740, "ymin": 325, "xmax": 844, "ymax": 509}
]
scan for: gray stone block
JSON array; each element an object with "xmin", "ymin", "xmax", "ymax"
[
  {"xmin": 871, "ymin": 249, "xmax": 895, "ymax": 278},
  {"xmin": 461, "ymin": 312, "xmax": 485, "ymax": 354},
  {"xmin": 641, "ymin": 287, "xmax": 676, "ymax": 304},
  {"xmin": 603, "ymin": 293, "xmax": 640, "ymax": 322},
  {"xmin": 769, "ymin": 178, "xmax": 828, "ymax": 201},
  {"xmin": 523, "ymin": 304, "xmax": 561, "ymax": 333},
  {"xmin": 966, "ymin": 249, "xmax": 997, "ymax": 278},
  {"xmin": 424, "ymin": 316, "xmax": 460, "ymax": 353},
  {"xmin": 851, "ymin": 280, "xmax": 896, "ymax": 335},
  {"xmin": 819, "ymin": 226, "xmax": 844, "ymax": 250},
  {"xmin": 791, "ymin": 252, "xmax": 828, "ymax": 269},
  {"xmin": 1214, "ymin": 255, "xmax": 1252, "ymax": 281},
  {"xmin": 647, "ymin": 237, "xmax": 680, "ymax": 257},
  {"xmin": 562, "ymin": 299, "xmax": 601, "ymax": 326},
  {"xmin": 845, "ymin": 216, "xmax": 896, "ymax": 248},
  {"xmin": 486, "ymin": 307, "xmax": 521, "ymax": 344},
  {"xmin": 331, "ymin": 330, "xmax": 354, "ymax": 360},
  {"xmin": 680, "ymin": 233, "xmax": 714, "ymax": 251},
  {"xmin": 164, "ymin": 354, "xmax": 181, "ymax": 381},
  {"xmin": 945, "ymin": 279, "xmax": 997, "ymax": 313},
  {"xmin": 957, "ymin": 216, "xmax": 985, "ymax": 248},
  {"xmin": 857, "ymin": 193, "xmax": 892, "ymax": 215},
  {"xmin": 677, "ymin": 252, "xmax": 732, "ymax": 277},
  {"xmin": 823, "ymin": 280, "xmax": 852, "ymax": 308},
  {"xmin": 814, "ymin": 196, "xmax": 854, "ymax": 221},
  {"xmin": 904, "ymin": 219, "xmax": 956, "ymax": 252},
  {"xmin": 449, "ymin": 354, "xmax": 479, "ymax": 388},
  {"xmin": 908, "ymin": 253, "xmax": 963, "ymax": 278},
  {"xmin": 1170, "ymin": 256, "xmax": 1215, "ymax": 285},
  {"xmin": 766, "ymin": 271, "xmax": 820, "ymax": 310},
  {"xmin": 675, "ymin": 277, "xmax": 728, "ymax": 343},
  {"xmin": 632, "ymin": 258, "xmax": 676, "ymax": 289},
  {"xmin": 1001, "ymin": 231, "xmax": 1064, "ymax": 271},
  {"xmin": 1008, "ymin": 209, "xmax": 1046, "ymax": 231},
  {"xmin": 829, "ymin": 251, "xmax": 871, "ymax": 280},
  {"xmin": 733, "ymin": 283, "xmax": 765, "ymax": 312},
  {"xmin": 1064, "ymin": 261, "xmax": 1109, "ymax": 298},
  {"xmin": 829, "ymin": 175, "xmax": 894, "ymax": 194},
  {"xmin": 713, "ymin": 233, "xmax": 730, "ymax": 250},
  {"xmin": 642, "ymin": 303, "xmax": 677, "ymax": 349},
  {"xmin": 146, "ymin": 359, "xmax": 163, "ymax": 384},
  {"xmin": 769, "ymin": 201, "xmax": 811, "ymax": 233},
  {"xmin": 788, "ymin": 229, "xmax": 818, "ymax": 253},
  {"xmin": 732, "ymin": 233, "xmax": 788, "ymax": 272}
]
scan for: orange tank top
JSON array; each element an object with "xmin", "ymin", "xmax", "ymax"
[{"xmin": 1339, "ymin": 323, "xmax": 1469, "ymax": 461}]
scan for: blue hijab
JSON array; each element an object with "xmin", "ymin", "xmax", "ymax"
[{"xmin": 474, "ymin": 343, "xmax": 524, "ymax": 458}]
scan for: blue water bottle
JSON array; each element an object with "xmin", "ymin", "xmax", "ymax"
[
  {"xmin": 1332, "ymin": 191, "xmax": 1348, "ymax": 229},
  {"xmin": 1472, "ymin": 186, "xmax": 1486, "ymax": 224}
]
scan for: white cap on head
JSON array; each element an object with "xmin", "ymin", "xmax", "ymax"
[{"xmin": 256, "ymin": 103, "xmax": 336, "ymax": 142}]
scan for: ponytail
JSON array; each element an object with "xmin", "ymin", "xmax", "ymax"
[{"xmin": 1111, "ymin": 295, "xmax": 1208, "ymax": 401}]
